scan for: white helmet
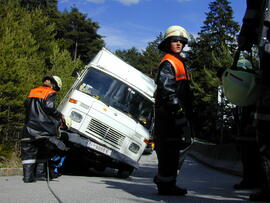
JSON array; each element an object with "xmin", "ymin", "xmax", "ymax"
[
  {"xmin": 52, "ymin": 75, "xmax": 62, "ymax": 91},
  {"xmin": 43, "ymin": 75, "xmax": 62, "ymax": 91},
  {"xmin": 222, "ymin": 69, "xmax": 261, "ymax": 106},
  {"xmin": 158, "ymin": 25, "xmax": 189, "ymax": 52}
]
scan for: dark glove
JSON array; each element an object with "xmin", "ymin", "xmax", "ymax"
[{"xmin": 48, "ymin": 136, "xmax": 69, "ymax": 151}]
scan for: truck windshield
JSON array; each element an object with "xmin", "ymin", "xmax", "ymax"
[{"xmin": 77, "ymin": 68, "xmax": 154, "ymax": 129}]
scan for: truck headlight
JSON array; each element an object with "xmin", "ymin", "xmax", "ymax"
[
  {"xmin": 129, "ymin": 142, "xmax": 140, "ymax": 154},
  {"xmin": 70, "ymin": 111, "xmax": 83, "ymax": 123}
]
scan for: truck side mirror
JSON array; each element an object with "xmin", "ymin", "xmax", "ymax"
[{"xmin": 71, "ymin": 68, "xmax": 80, "ymax": 77}]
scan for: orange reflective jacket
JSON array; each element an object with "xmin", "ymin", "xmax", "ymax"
[
  {"xmin": 160, "ymin": 54, "xmax": 190, "ymax": 81},
  {"xmin": 28, "ymin": 86, "xmax": 56, "ymax": 99}
]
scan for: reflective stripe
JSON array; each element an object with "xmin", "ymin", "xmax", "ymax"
[
  {"xmin": 176, "ymin": 74, "xmax": 186, "ymax": 77},
  {"xmin": 22, "ymin": 159, "xmax": 36, "ymax": 164},
  {"xmin": 28, "ymin": 93, "xmax": 47, "ymax": 98},
  {"xmin": 254, "ymin": 112, "xmax": 270, "ymax": 121},
  {"xmin": 21, "ymin": 138, "xmax": 31, "ymax": 142},
  {"xmin": 176, "ymin": 74, "xmax": 187, "ymax": 80}
]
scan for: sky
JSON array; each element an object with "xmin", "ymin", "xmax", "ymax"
[{"xmin": 58, "ymin": 0, "xmax": 246, "ymax": 52}]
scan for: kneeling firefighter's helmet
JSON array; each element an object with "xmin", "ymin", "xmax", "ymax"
[
  {"xmin": 42, "ymin": 75, "xmax": 62, "ymax": 91},
  {"xmin": 222, "ymin": 68, "xmax": 261, "ymax": 107}
]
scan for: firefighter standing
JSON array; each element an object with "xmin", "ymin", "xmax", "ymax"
[
  {"xmin": 236, "ymin": 0, "xmax": 270, "ymax": 201},
  {"xmin": 153, "ymin": 25, "xmax": 193, "ymax": 196},
  {"xmin": 231, "ymin": 59, "xmax": 265, "ymax": 190},
  {"xmin": 21, "ymin": 75, "xmax": 67, "ymax": 183}
]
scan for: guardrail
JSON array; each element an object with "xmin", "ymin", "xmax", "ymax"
[{"xmin": 188, "ymin": 139, "xmax": 242, "ymax": 176}]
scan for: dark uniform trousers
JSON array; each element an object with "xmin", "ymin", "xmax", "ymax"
[
  {"xmin": 255, "ymin": 95, "xmax": 270, "ymax": 189},
  {"xmin": 21, "ymin": 137, "xmax": 59, "ymax": 182},
  {"xmin": 155, "ymin": 140, "xmax": 181, "ymax": 179}
]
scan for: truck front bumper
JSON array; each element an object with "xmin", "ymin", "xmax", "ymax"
[{"xmin": 60, "ymin": 130, "xmax": 139, "ymax": 169}]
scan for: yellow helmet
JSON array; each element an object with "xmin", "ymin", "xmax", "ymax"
[
  {"xmin": 158, "ymin": 25, "xmax": 189, "ymax": 52},
  {"xmin": 222, "ymin": 69, "xmax": 261, "ymax": 106}
]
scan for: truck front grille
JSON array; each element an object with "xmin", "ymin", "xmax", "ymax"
[{"xmin": 87, "ymin": 118, "xmax": 125, "ymax": 147}]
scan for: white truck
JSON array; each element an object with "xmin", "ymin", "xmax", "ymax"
[{"xmin": 58, "ymin": 48, "xmax": 156, "ymax": 177}]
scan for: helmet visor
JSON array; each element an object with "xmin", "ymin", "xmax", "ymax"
[{"xmin": 169, "ymin": 36, "xmax": 188, "ymax": 44}]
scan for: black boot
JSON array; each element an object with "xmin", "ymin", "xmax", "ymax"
[
  {"xmin": 23, "ymin": 164, "xmax": 36, "ymax": 183},
  {"xmin": 35, "ymin": 162, "xmax": 47, "ymax": 181},
  {"xmin": 154, "ymin": 176, "xmax": 187, "ymax": 196}
]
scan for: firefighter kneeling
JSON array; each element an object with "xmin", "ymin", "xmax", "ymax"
[{"xmin": 21, "ymin": 75, "xmax": 70, "ymax": 183}]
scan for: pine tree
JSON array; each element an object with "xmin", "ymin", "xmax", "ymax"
[
  {"xmin": 47, "ymin": 47, "xmax": 83, "ymax": 104},
  {"xmin": 187, "ymin": 0, "xmax": 240, "ymax": 142},
  {"xmin": 114, "ymin": 33, "xmax": 164, "ymax": 79},
  {"xmin": 20, "ymin": 0, "xmax": 58, "ymax": 17},
  {"xmin": 0, "ymin": 1, "xmax": 47, "ymax": 141},
  {"xmin": 0, "ymin": 0, "xmax": 81, "ymax": 143},
  {"xmin": 141, "ymin": 33, "xmax": 164, "ymax": 78},
  {"xmin": 19, "ymin": 1, "xmax": 104, "ymax": 65},
  {"xmin": 115, "ymin": 47, "xmax": 144, "ymax": 72},
  {"xmin": 55, "ymin": 7, "xmax": 104, "ymax": 64},
  {"xmin": 200, "ymin": 0, "xmax": 239, "ymax": 53},
  {"xmin": 189, "ymin": 0, "xmax": 240, "ymax": 71}
]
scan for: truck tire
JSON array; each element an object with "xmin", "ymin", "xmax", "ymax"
[
  {"xmin": 117, "ymin": 168, "xmax": 134, "ymax": 179},
  {"xmin": 94, "ymin": 165, "xmax": 106, "ymax": 172}
]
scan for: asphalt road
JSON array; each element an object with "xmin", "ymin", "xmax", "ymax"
[{"xmin": 0, "ymin": 153, "xmax": 263, "ymax": 203}]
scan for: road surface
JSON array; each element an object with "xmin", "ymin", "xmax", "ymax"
[{"xmin": 0, "ymin": 153, "xmax": 264, "ymax": 203}]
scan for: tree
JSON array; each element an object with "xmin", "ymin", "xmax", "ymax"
[
  {"xmin": 187, "ymin": 0, "xmax": 240, "ymax": 142},
  {"xmin": 47, "ymin": 47, "xmax": 83, "ymax": 103},
  {"xmin": 55, "ymin": 7, "xmax": 104, "ymax": 64},
  {"xmin": 20, "ymin": 0, "xmax": 57, "ymax": 9},
  {"xmin": 0, "ymin": 0, "xmax": 81, "ymax": 143},
  {"xmin": 18, "ymin": 1, "xmax": 103, "ymax": 65},
  {"xmin": 115, "ymin": 33, "xmax": 163, "ymax": 79},
  {"xmin": 200, "ymin": 0, "xmax": 239, "ymax": 51},
  {"xmin": 20, "ymin": 0, "xmax": 58, "ymax": 17},
  {"xmin": 115, "ymin": 47, "xmax": 143, "ymax": 72},
  {"xmin": 189, "ymin": 0, "xmax": 240, "ymax": 71},
  {"xmin": 141, "ymin": 33, "xmax": 164, "ymax": 78}
]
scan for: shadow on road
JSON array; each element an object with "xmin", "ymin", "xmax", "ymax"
[
  {"xmin": 61, "ymin": 153, "xmax": 253, "ymax": 202},
  {"xmin": 99, "ymin": 156, "xmax": 252, "ymax": 203}
]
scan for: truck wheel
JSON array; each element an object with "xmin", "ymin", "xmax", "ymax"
[
  {"xmin": 94, "ymin": 166, "xmax": 106, "ymax": 172},
  {"xmin": 117, "ymin": 168, "xmax": 134, "ymax": 179}
]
